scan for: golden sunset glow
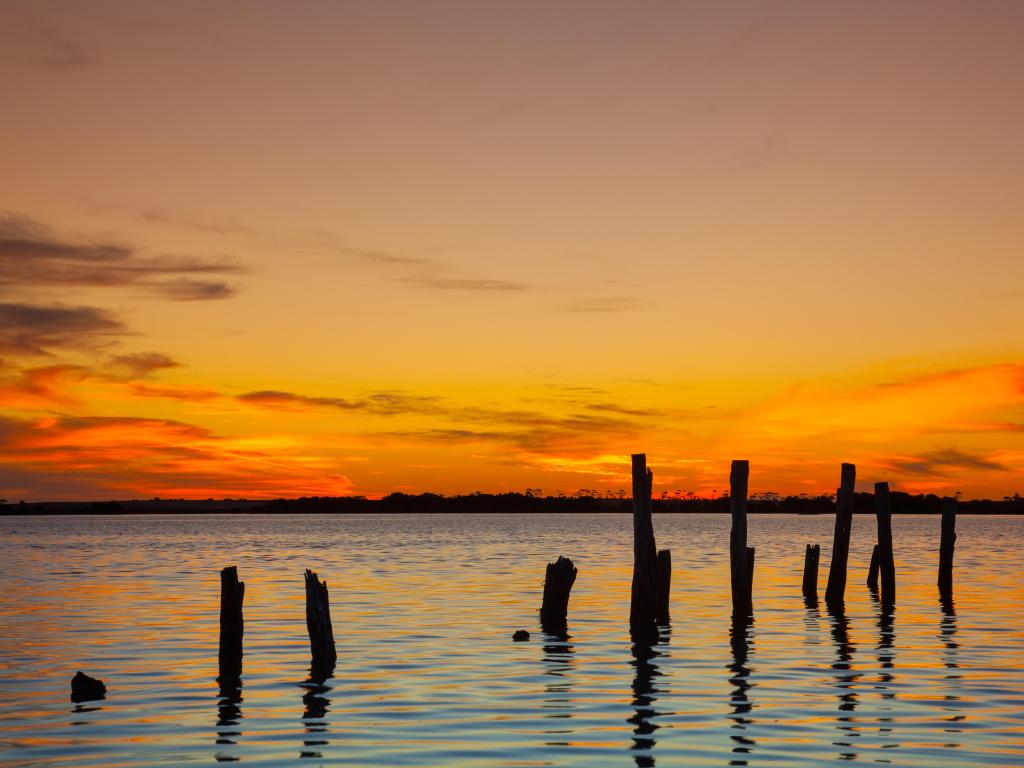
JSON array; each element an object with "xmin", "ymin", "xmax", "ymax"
[{"xmin": 2, "ymin": 2, "xmax": 1023, "ymax": 500}]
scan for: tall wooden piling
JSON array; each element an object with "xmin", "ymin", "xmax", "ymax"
[
  {"xmin": 656, "ymin": 549, "xmax": 672, "ymax": 624},
  {"xmin": 304, "ymin": 569, "xmax": 337, "ymax": 669},
  {"xmin": 866, "ymin": 545, "xmax": 879, "ymax": 591},
  {"xmin": 729, "ymin": 460, "xmax": 751, "ymax": 618},
  {"xmin": 745, "ymin": 546, "xmax": 755, "ymax": 600},
  {"xmin": 802, "ymin": 544, "xmax": 820, "ymax": 599},
  {"xmin": 218, "ymin": 566, "xmax": 245, "ymax": 680},
  {"xmin": 938, "ymin": 497, "xmax": 957, "ymax": 597},
  {"xmin": 630, "ymin": 454, "xmax": 664, "ymax": 634},
  {"xmin": 824, "ymin": 463, "xmax": 856, "ymax": 607},
  {"xmin": 874, "ymin": 482, "xmax": 896, "ymax": 606},
  {"xmin": 540, "ymin": 556, "xmax": 578, "ymax": 633}
]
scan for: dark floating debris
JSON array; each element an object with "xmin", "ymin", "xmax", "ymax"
[
  {"xmin": 512, "ymin": 629, "xmax": 530, "ymax": 642},
  {"xmin": 71, "ymin": 670, "xmax": 106, "ymax": 702}
]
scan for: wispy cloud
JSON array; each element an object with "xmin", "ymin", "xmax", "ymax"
[
  {"xmin": 0, "ymin": 302, "xmax": 127, "ymax": 356},
  {"xmin": 0, "ymin": 213, "xmax": 243, "ymax": 301},
  {"xmin": 400, "ymin": 273, "xmax": 532, "ymax": 292},
  {"xmin": 566, "ymin": 295, "xmax": 642, "ymax": 312},
  {"xmin": 886, "ymin": 448, "xmax": 1009, "ymax": 475},
  {"xmin": 236, "ymin": 390, "xmax": 444, "ymax": 416},
  {"xmin": 109, "ymin": 352, "xmax": 180, "ymax": 378}
]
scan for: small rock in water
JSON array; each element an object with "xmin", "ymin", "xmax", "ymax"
[
  {"xmin": 512, "ymin": 629, "xmax": 530, "ymax": 642},
  {"xmin": 71, "ymin": 671, "xmax": 107, "ymax": 702}
]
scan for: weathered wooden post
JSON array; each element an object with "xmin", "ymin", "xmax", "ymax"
[
  {"xmin": 825, "ymin": 463, "xmax": 856, "ymax": 607},
  {"xmin": 938, "ymin": 497, "xmax": 957, "ymax": 597},
  {"xmin": 802, "ymin": 544, "xmax": 820, "ymax": 599},
  {"xmin": 866, "ymin": 544, "xmax": 879, "ymax": 591},
  {"xmin": 218, "ymin": 566, "xmax": 245, "ymax": 680},
  {"xmin": 304, "ymin": 569, "xmax": 337, "ymax": 669},
  {"xmin": 540, "ymin": 556, "xmax": 577, "ymax": 633},
  {"xmin": 630, "ymin": 453, "xmax": 664, "ymax": 634},
  {"xmin": 745, "ymin": 546, "xmax": 755, "ymax": 600},
  {"xmin": 729, "ymin": 460, "xmax": 751, "ymax": 618},
  {"xmin": 875, "ymin": 482, "xmax": 896, "ymax": 606},
  {"xmin": 656, "ymin": 549, "xmax": 672, "ymax": 624}
]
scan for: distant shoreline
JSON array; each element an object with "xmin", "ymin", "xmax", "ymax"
[{"xmin": 2, "ymin": 491, "xmax": 1022, "ymax": 516}]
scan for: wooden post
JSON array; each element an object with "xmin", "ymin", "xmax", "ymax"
[
  {"xmin": 745, "ymin": 546, "xmax": 755, "ymax": 600},
  {"xmin": 938, "ymin": 497, "xmax": 957, "ymax": 597},
  {"xmin": 656, "ymin": 549, "xmax": 671, "ymax": 624},
  {"xmin": 824, "ymin": 463, "xmax": 856, "ymax": 607},
  {"xmin": 218, "ymin": 566, "xmax": 245, "ymax": 681},
  {"xmin": 802, "ymin": 544, "xmax": 820, "ymax": 599},
  {"xmin": 729, "ymin": 460, "xmax": 751, "ymax": 618},
  {"xmin": 630, "ymin": 453, "xmax": 659, "ymax": 635},
  {"xmin": 866, "ymin": 545, "xmax": 879, "ymax": 591},
  {"xmin": 875, "ymin": 482, "xmax": 896, "ymax": 606},
  {"xmin": 304, "ymin": 569, "xmax": 337, "ymax": 669},
  {"xmin": 540, "ymin": 556, "xmax": 577, "ymax": 633}
]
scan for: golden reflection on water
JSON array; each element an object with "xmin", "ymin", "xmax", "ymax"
[{"xmin": 0, "ymin": 513, "xmax": 1023, "ymax": 767}]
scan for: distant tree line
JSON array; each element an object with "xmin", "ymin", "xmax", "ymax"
[{"xmin": 5, "ymin": 490, "xmax": 1024, "ymax": 515}]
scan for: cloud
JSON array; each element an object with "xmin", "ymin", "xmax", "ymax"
[
  {"xmin": 237, "ymin": 389, "xmax": 443, "ymax": 416},
  {"xmin": 0, "ymin": 213, "xmax": 242, "ymax": 300},
  {"xmin": 0, "ymin": 413, "xmax": 353, "ymax": 500},
  {"xmin": 566, "ymin": 296, "xmax": 642, "ymax": 312},
  {"xmin": 0, "ymin": 21, "xmax": 96, "ymax": 71},
  {"xmin": 0, "ymin": 302, "xmax": 127, "ymax": 355},
  {"xmin": 0, "ymin": 364, "xmax": 91, "ymax": 409},
  {"xmin": 109, "ymin": 352, "xmax": 180, "ymax": 378},
  {"xmin": 400, "ymin": 273, "xmax": 532, "ymax": 292},
  {"xmin": 887, "ymin": 448, "xmax": 1009, "ymax": 476}
]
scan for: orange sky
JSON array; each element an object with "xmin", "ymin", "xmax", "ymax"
[{"xmin": 1, "ymin": 1, "xmax": 1023, "ymax": 501}]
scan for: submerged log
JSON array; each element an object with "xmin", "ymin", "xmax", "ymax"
[
  {"xmin": 71, "ymin": 671, "xmax": 106, "ymax": 702},
  {"xmin": 729, "ymin": 460, "xmax": 751, "ymax": 618},
  {"xmin": 824, "ymin": 463, "xmax": 856, "ymax": 607},
  {"xmin": 540, "ymin": 556, "xmax": 578, "ymax": 633},
  {"xmin": 875, "ymin": 482, "xmax": 896, "ymax": 606},
  {"xmin": 866, "ymin": 544, "xmax": 880, "ymax": 591},
  {"xmin": 218, "ymin": 566, "xmax": 245, "ymax": 681},
  {"xmin": 938, "ymin": 497, "xmax": 957, "ymax": 597},
  {"xmin": 304, "ymin": 569, "xmax": 337, "ymax": 670},
  {"xmin": 802, "ymin": 544, "xmax": 820, "ymax": 599},
  {"xmin": 656, "ymin": 549, "xmax": 672, "ymax": 625},
  {"xmin": 630, "ymin": 454, "xmax": 660, "ymax": 635}
]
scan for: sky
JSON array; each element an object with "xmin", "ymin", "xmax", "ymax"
[{"xmin": 1, "ymin": 0, "xmax": 1023, "ymax": 501}]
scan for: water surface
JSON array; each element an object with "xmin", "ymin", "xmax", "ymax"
[{"xmin": 1, "ymin": 513, "xmax": 1022, "ymax": 766}]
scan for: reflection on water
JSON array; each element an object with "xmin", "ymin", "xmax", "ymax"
[
  {"xmin": 214, "ymin": 673, "xmax": 243, "ymax": 762},
  {"xmin": 728, "ymin": 616, "xmax": 755, "ymax": 767},
  {"xmin": 826, "ymin": 603, "xmax": 860, "ymax": 760},
  {"xmin": 628, "ymin": 631, "xmax": 666, "ymax": 767},
  {"xmin": 939, "ymin": 596, "xmax": 963, "ymax": 747},
  {"xmin": 299, "ymin": 663, "xmax": 335, "ymax": 759},
  {"xmin": 540, "ymin": 631, "xmax": 575, "ymax": 747},
  {"xmin": 1, "ymin": 513, "xmax": 1023, "ymax": 767}
]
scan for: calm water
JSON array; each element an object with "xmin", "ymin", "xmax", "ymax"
[{"xmin": 0, "ymin": 513, "xmax": 1022, "ymax": 767}]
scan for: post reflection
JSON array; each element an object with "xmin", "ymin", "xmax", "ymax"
[
  {"xmin": 826, "ymin": 603, "xmax": 860, "ymax": 760},
  {"xmin": 214, "ymin": 672, "xmax": 243, "ymax": 761},
  {"xmin": 874, "ymin": 595, "xmax": 898, "ymax": 749},
  {"xmin": 628, "ymin": 626, "xmax": 668, "ymax": 767},
  {"xmin": 939, "ymin": 596, "xmax": 963, "ymax": 746},
  {"xmin": 299, "ymin": 662, "xmax": 335, "ymax": 759},
  {"xmin": 727, "ymin": 616, "xmax": 755, "ymax": 767},
  {"xmin": 540, "ymin": 629, "xmax": 576, "ymax": 747}
]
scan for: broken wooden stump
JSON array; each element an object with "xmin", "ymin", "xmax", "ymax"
[
  {"xmin": 540, "ymin": 556, "xmax": 577, "ymax": 634},
  {"xmin": 630, "ymin": 453, "xmax": 663, "ymax": 637},
  {"xmin": 825, "ymin": 463, "xmax": 856, "ymax": 608},
  {"xmin": 874, "ymin": 482, "xmax": 896, "ymax": 606},
  {"xmin": 802, "ymin": 544, "xmax": 820, "ymax": 599},
  {"xmin": 938, "ymin": 497, "xmax": 957, "ymax": 597},
  {"xmin": 218, "ymin": 565, "xmax": 245, "ymax": 681},
  {"xmin": 867, "ymin": 544, "xmax": 880, "ymax": 591},
  {"xmin": 656, "ymin": 549, "xmax": 672, "ymax": 625},
  {"xmin": 729, "ymin": 460, "xmax": 751, "ymax": 618},
  {"xmin": 304, "ymin": 569, "xmax": 337, "ymax": 671},
  {"xmin": 745, "ymin": 546, "xmax": 755, "ymax": 603},
  {"xmin": 71, "ymin": 671, "xmax": 106, "ymax": 702}
]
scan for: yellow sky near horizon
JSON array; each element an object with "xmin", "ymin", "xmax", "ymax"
[{"xmin": 1, "ymin": 1, "xmax": 1023, "ymax": 501}]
